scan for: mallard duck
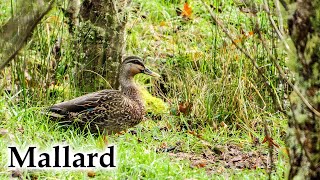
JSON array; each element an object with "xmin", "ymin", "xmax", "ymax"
[{"xmin": 49, "ymin": 56, "xmax": 160, "ymax": 134}]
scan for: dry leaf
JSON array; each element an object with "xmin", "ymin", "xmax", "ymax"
[
  {"xmin": 195, "ymin": 161, "xmax": 207, "ymax": 168},
  {"xmin": 17, "ymin": 127, "xmax": 24, "ymax": 134},
  {"xmin": 178, "ymin": 102, "xmax": 192, "ymax": 116},
  {"xmin": 11, "ymin": 169, "xmax": 22, "ymax": 179},
  {"xmin": 187, "ymin": 130, "xmax": 203, "ymax": 139},
  {"xmin": 220, "ymin": 122, "xmax": 228, "ymax": 128},
  {"xmin": 0, "ymin": 128, "xmax": 9, "ymax": 136},
  {"xmin": 181, "ymin": 2, "xmax": 192, "ymax": 18},
  {"xmin": 230, "ymin": 156, "xmax": 242, "ymax": 162},
  {"xmin": 160, "ymin": 142, "xmax": 167, "ymax": 149},
  {"xmin": 280, "ymin": 147, "xmax": 289, "ymax": 156},
  {"xmin": 262, "ymin": 136, "xmax": 280, "ymax": 148},
  {"xmin": 87, "ymin": 170, "xmax": 96, "ymax": 178}
]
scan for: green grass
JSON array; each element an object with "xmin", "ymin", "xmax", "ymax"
[
  {"xmin": 0, "ymin": 101, "xmax": 288, "ymax": 179},
  {"xmin": 0, "ymin": 0, "xmax": 289, "ymax": 179}
]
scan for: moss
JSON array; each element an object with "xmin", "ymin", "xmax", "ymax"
[{"xmin": 139, "ymin": 86, "xmax": 168, "ymax": 116}]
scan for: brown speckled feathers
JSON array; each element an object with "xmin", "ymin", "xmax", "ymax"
[{"xmin": 49, "ymin": 56, "xmax": 160, "ymax": 134}]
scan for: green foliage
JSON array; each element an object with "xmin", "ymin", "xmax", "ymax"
[
  {"xmin": 139, "ymin": 86, "xmax": 169, "ymax": 116},
  {"xmin": 0, "ymin": 0, "xmax": 289, "ymax": 179}
]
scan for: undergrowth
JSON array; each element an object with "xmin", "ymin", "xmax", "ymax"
[{"xmin": 0, "ymin": 0, "xmax": 289, "ymax": 179}]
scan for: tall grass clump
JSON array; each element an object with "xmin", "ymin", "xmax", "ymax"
[{"xmin": 126, "ymin": 0, "xmax": 287, "ymax": 131}]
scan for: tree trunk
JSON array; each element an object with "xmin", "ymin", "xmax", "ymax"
[
  {"xmin": 287, "ymin": 0, "xmax": 320, "ymax": 179},
  {"xmin": 0, "ymin": 0, "xmax": 53, "ymax": 70},
  {"xmin": 74, "ymin": 0, "xmax": 130, "ymax": 91}
]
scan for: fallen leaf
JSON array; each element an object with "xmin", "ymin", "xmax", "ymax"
[
  {"xmin": 280, "ymin": 147, "xmax": 289, "ymax": 156},
  {"xmin": 230, "ymin": 156, "xmax": 242, "ymax": 162},
  {"xmin": 194, "ymin": 161, "xmax": 207, "ymax": 168},
  {"xmin": 0, "ymin": 128, "xmax": 8, "ymax": 136},
  {"xmin": 187, "ymin": 130, "xmax": 203, "ymax": 139},
  {"xmin": 233, "ymin": 37, "xmax": 243, "ymax": 44},
  {"xmin": 116, "ymin": 131, "xmax": 126, "ymax": 135},
  {"xmin": 17, "ymin": 127, "xmax": 24, "ymax": 134},
  {"xmin": 181, "ymin": 2, "xmax": 192, "ymax": 18},
  {"xmin": 178, "ymin": 102, "xmax": 193, "ymax": 116},
  {"xmin": 220, "ymin": 122, "xmax": 228, "ymax": 128},
  {"xmin": 87, "ymin": 170, "xmax": 96, "ymax": 178},
  {"xmin": 262, "ymin": 136, "xmax": 279, "ymax": 148},
  {"xmin": 11, "ymin": 169, "xmax": 22, "ymax": 179},
  {"xmin": 160, "ymin": 142, "xmax": 167, "ymax": 149}
]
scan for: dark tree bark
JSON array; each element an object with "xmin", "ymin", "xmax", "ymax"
[
  {"xmin": 72, "ymin": 0, "xmax": 130, "ymax": 91},
  {"xmin": 0, "ymin": 0, "xmax": 53, "ymax": 70},
  {"xmin": 287, "ymin": 0, "xmax": 320, "ymax": 179}
]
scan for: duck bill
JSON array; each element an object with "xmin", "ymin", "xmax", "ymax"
[{"xmin": 144, "ymin": 68, "xmax": 161, "ymax": 78}]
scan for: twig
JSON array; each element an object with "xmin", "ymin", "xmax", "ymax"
[
  {"xmin": 264, "ymin": 0, "xmax": 292, "ymax": 54},
  {"xmin": 263, "ymin": 1, "xmax": 320, "ymax": 117},
  {"xmin": 200, "ymin": 0, "xmax": 283, "ymax": 112},
  {"xmin": 0, "ymin": 1, "xmax": 54, "ymax": 70},
  {"xmin": 201, "ymin": 0, "xmax": 320, "ymax": 118},
  {"xmin": 256, "ymin": 20, "xmax": 320, "ymax": 118},
  {"xmin": 263, "ymin": 121, "xmax": 273, "ymax": 180},
  {"xmin": 200, "ymin": 2, "xmax": 277, "ymax": 179},
  {"xmin": 273, "ymin": 0, "xmax": 284, "ymax": 34}
]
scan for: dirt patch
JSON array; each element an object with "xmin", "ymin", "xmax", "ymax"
[{"xmin": 166, "ymin": 144, "xmax": 276, "ymax": 174}]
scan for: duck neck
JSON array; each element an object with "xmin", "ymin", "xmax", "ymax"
[{"xmin": 119, "ymin": 75, "xmax": 142, "ymax": 103}]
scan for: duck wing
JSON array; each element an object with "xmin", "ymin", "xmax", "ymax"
[{"xmin": 49, "ymin": 89, "xmax": 121, "ymax": 116}]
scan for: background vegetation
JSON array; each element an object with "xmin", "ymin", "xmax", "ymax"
[{"xmin": 0, "ymin": 0, "xmax": 290, "ymax": 179}]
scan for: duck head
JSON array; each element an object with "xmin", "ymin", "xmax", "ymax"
[{"xmin": 120, "ymin": 56, "xmax": 160, "ymax": 78}]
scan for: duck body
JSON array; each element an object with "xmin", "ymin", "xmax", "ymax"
[{"xmin": 49, "ymin": 56, "xmax": 160, "ymax": 134}]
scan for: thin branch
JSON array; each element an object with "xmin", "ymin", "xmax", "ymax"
[
  {"xmin": 201, "ymin": 0, "xmax": 320, "ymax": 118},
  {"xmin": 273, "ymin": 0, "xmax": 284, "ymax": 34},
  {"xmin": 264, "ymin": 0, "xmax": 292, "ymax": 54},
  {"xmin": 263, "ymin": 122, "xmax": 273, "ymax": 180},
  {"xmin": 0, "ymin": 1, "xmax": 54, "ymax": 70},
  {"xmin": 256, "ymin": 21, "xmax": 320, "ymax": 118},
  {"xmin": 260, "ymin": 0, "xmax": 320, "ymax": 117},
  {"xmin": 200, "ymin": 3, "xmax": 279, "ymax": 179},
  {"xmin": 200, "ymin": 0, "xmax": 283, "ymax": 112}
]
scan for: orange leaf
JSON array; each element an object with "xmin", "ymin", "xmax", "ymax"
[
  {"xmin": 187, "ymin": 130, "xmax": 203, "ymax": 139},
  {"xmin": 87, "ymin": 170, "xmax": 96, "ymax": 178},
  {"xmin": 178, "ymin": 102, "xmax": 192, "ymax": 115},
  {"xmin": 262, "ymin": 136, "xmax": 280, "ymax": 148},
  {"xmin": 195, "ymin": 162, "xmax": 207, "ymax": 168},
  {"xmin": 181, "ymin": 2, "xmax": 192, "ymax": 18},
  {"xmin": 234, "ymin": 37, "xmax": 243, "ymax": 44},
  {"xmin": 160, "ymin": 142, "xmax": 167, "ymax": 148}
]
